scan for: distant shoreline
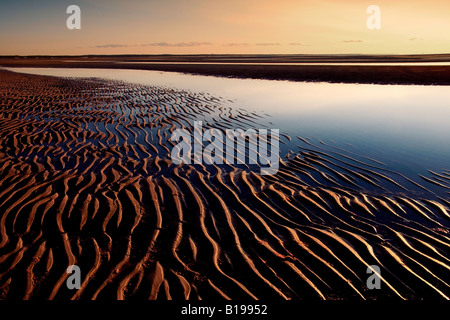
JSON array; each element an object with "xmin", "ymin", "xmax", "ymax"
[{"xmin": 2, "ymin": 54, "xmax": 450, "ymax": 85}]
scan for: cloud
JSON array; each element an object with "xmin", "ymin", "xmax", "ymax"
[
  {"xmin": 408, "ymin": 37, "xmax": 423, "ymax": 41},
  {"xmin": 93, "ymin": 42, "xmax": 212, "ymax": 48},
  {"xmin": 140, "ymin": 42, "xmax": 212, "ymax": 47},
  {"xmin": 94, "ymin": 44, "xmax": 133, "ymax": 48},
  {"xmin": 223, "ymin": 42, "xmax": 250, "ymax": 46},
  {"xmin": 224, "ymin": 42, "xmax": 285, "ymax": 46},
  {"xmin": 341, "ymin": 40, "xmax": 363, "ymax": 43},
  {"xmin": 255, "ymin": 42, "xmax": 280, "ymax": 46},
  {"xmin": 93, "ymin": 41, "xmax": 312, "ymax": 49}
]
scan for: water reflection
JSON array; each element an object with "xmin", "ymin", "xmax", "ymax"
[{"xmin": 5, "ymin": 67, "xmax": 450, "ymax": 195}]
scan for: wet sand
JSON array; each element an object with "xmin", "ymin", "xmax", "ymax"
[
  {"xmin": 0, "ymin": 69, "xmax": 449, "ymax": 300},
  {"xmin": 2, "ymin": 54, "xmax": 450, "ymax": 85}
]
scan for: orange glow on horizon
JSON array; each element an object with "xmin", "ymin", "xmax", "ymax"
[{"xmin": 0, "ymin": 0, "xmax": 449, "ymax": 55}]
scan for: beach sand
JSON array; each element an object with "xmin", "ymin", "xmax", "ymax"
[{"xmin": 0, "ymin": 69, "xmax": 449, "ymax": 300}]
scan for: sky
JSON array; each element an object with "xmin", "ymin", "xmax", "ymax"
[{"xmin": 0, "ymin": 0, "xmax": 449, "ymax": 55}]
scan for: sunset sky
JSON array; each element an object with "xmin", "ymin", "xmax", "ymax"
[{"xmin": 0, "ymin": 0, "xmax": 449, "ymax": 55}]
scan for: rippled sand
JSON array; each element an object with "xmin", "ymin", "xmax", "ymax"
[{"xmin": 0, "ymin": 70, "xmax": 448, "ymax": 300}]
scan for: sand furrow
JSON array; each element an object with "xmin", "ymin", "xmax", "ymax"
[{"xmin": 0, "ymin": 69, "xmax": 448, "ymax": 300}]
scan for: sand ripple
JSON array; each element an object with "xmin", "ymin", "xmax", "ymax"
[{"xmin": 0, "ymin": 70, "xmax": 449, "ymax": 300}]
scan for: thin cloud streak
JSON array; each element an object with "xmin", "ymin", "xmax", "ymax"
[
  {"xmin": 255, "ymin": 42, "xmax": 281, "ymax": 46},
  {"xmin": 95, "ymin": 42, "xmax": 301, "ymax": 49},
  {"xmin": 223, "ymin": 43, "xmax": 250, "ymax": 46},
  {"xmin": 141, "ymin": 42, "xmax": 212, "ymax": 47},
  {"xmin": 94, "ymin": 44, "xmax": 134, "ymax": 48},
  {"xmin": 94, "ymin": 42, "xmax": 212, "ymax": 48}
]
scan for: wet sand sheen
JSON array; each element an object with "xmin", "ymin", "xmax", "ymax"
[{"xmin": 0, "ymin": 70, "xmax": 449, "ymax": 300}]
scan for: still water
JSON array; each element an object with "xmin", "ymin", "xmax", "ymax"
[{"xmin": 5, "ymin": 67, "xmax": 450, "ymax": 195}]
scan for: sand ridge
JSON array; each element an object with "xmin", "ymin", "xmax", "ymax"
[{"xmin": 0, "ymin": 69, "xmax": 449, "ymax": 300}]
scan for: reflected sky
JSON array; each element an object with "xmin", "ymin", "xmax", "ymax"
[{"xmin": 5, "ymin": 67, "xmax": 450, "ymax": 187}]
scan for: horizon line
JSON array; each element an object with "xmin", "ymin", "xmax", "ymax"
[{"xmin": 2, "ymin": 53, "xmax": 450, "ymax": 58}]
